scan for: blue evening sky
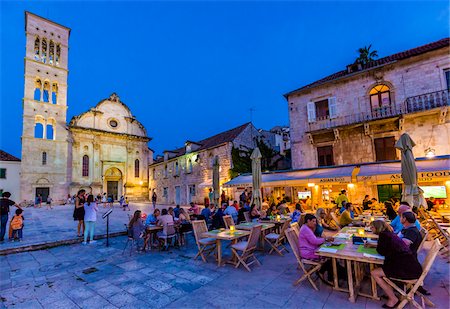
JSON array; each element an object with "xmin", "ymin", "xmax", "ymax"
[{"xmin": 1, "ymin": 1, "xmax": 448, "ymax": 158}]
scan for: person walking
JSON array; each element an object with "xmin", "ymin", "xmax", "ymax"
[
  {"xmin": 83, "ymin": 194, "xmax": 98, "ymax": 245},
  {"xmin": 0, "ymin": 192, "xmax": 21, "ymax": 242},
  {"xmin": 46, "ymin": 196, "xmax": 53, "ymax": 210},
  {"xmin": 34, "ymin": 194, "xmax": 42, "ymax": 208},
  {"xmin": 119, "ymin": 195, "xmax": 125, "ymax": 210},
  {"xmin": 10, "ymin": 209, "xmax": 25, "ymax": 241},
  {"xmin": 101, "ymin": 193, "xmax": 107, "ymax": 208},
  {"xmin": 151, "ymin": 191, "xmax": 157, "ymax": 210},
  {"xmin": 73, "ymin": 189, "xmax": 86, "ymax": 237}
]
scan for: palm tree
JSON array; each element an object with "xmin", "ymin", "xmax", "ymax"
[{"xmin": 355, "ymin": 44, "xmax": 378, "ymax": 65}]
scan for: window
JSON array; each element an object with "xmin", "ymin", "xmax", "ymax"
[
  {"xmin": 189, "ymin": 185, "xmax": 196, "ymax": 197},
  {"xmin": 134, "ymin": 159, "xmax": 139, "ymax": 178},
  {"xmin": 82, "ymin": 155, "xmax": 89, "ymax": 177},
  {"xmin": 175, "ymin": 162, "xmax": 179, "ymax": 176},
  {"xmin": 49, "ymin": 40, "xmax": 54, "ymax": 65},
  {"xmin": 164, "ymin": 165, "xmax": 168, "ymax": 178},
  {"xmin": 55, "ymin": 44, "xmax": 61, "ymax": 65},
  {"xmin": 42, "ymin": 152, "xmax": 47, "ymax": 165},
  {"xmin": 187, "ymin": 158, "xmax": 193, "ymax": 173},
  {"xmin": 41, "ymin": 38, "xmax": 47, "ymax": 63},
  {"xmin": 34, "ymin": 37, "xmax": 40, "ymax": 60},
  {"xmin": 43, "ymin": 81, "xmax": 50, "ymax": 103},
  {"xmin": 0, "ymin": 168, "xmax": 6, "ymax": 179},
  {"xmin": 152, "ymin": 168, "xmax": 156, "ymax": 180},
  {"xmin": 315, "ymin": 99, "xmax": 329, "ymax": 120},
  {"xmin": 163, "ymin": 187, "xmax": 168, "ymax": 197},
  {"xmin": 377, "ymin": 184, "xmax": 402, "ymax": 202},
  {"xmin": 109, "ymin": 120, "xmax": 118, "ymax": 128},
  {"xmin": 374, "ymin": 137, "xmax": 396, "ymax": 161},
  {"xmin": 307, "ymin": 97, "xmax": 337, "ymax": 122},
  {"xmin": 370, "ymin": 84, "xmax": 391, "ymax": 109},
  {"xmin": 317, "ymin": 145, "xmax": 334, "ymax": 167},
  {"xmin": 52, "ymin": 83, "xmax": 58, "ymax": 104},
  {"xmin": 34, "ymin": 123, "xmax": 44, "ymax": 138},
  {"xmin": 444, "ymin": 69, "xmax": 450, "ymax": 90},
  {"xmin": 34, "ymin": 79, "xmax": 42, "ymax": 101},
  {"xmin": 46, "ymin": 124, "xmax": 54, "ymax": 140}
]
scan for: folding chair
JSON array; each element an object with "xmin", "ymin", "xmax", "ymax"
[
  {"xmin": 231, "ymin": 225, "xmax": 262, "ymax": 272},
  {"xmin": 244, "ymin": 211, "xmax": 251, "ymax": 223},
  {"xmin": 223, "ymin": 215, "xmax": 235, "ymax": 229},
  {"xmin": 192, "ymin": 220, "xmax": 216, "ymax": 262},
  {"xmin": 382, "ymin": 239, "xmax": 441, "ymax": 309},
  {"xmin": 285, "ymin": 227, "xmax": 323, "ymax": 290},
  {"xmin": 158, "ymin": 223, "xmax": 177, "ymax": 251},
  {"xmin": 330, "ymin": 212, "xmax": 341, "ymax": 229},
  {"xmin": 417, "ymin": 228, "xmax": 429, "ymax": 253},
  {"xmin": 122, "ymin": 224, "xmax": 138, "ymax": 256},
  {"xmin": 264, "ymin": 218, "xmax": 291, "ymax": 256},
  {"xmin": 290, "ymin": 222, "xmax": 300, "ymax": 238}
]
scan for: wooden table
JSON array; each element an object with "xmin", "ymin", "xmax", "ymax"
[
  {"xmin": 202, "ymin": 229, "xmax": 250, "ymax": 266},
  {"xmin": 316, "ymin": 229, "xmax": 384, "ymax": 303},
  {"xmin": 143, "ymin": 225, "xmax": 163, "ymax": 251},
  {"xmin": 235, "ymin": 222, "xmax": 275, "ymax": 250}
]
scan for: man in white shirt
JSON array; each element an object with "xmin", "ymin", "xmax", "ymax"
[{"xmin": 224, "ymin": 202, "xmax": 238, "ymax": 223}]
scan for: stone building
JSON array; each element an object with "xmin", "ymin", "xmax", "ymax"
[
  {"xmin": 20, "ymin": 12, "xmax": 151, "ymax": 202},
  {"xmin": 149, "ymin": 123, "xmax": 259, "ymax": 206},
  {"xmin": 0, "ymin": 150, "xmax": 21, "ymax": 202},
  {"xmin": 284, "ymin": 37, "xmax": 450, "ymax": 204}
]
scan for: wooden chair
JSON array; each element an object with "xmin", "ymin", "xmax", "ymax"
[
  {"xmin": 330, "ymin": 212, "xmax": 341, "ymax": 229},
  {"xmin": 417, "ymin": 228, "xmax": 429, "ymax": 253},
  {"xmin": 223, "ymin": 215, "xmax": 235, "ymax": 229},
  {"xmin": 158, "ymin": 223, "xmax": 177, "ymax": 251},
  {"xmin": 244, "ymin": 211, "xmax": 251, "ymax": 223},
  {"xmin": 264, "ymin": 219, "xmax": 292, "ymax": 256},
  {"xmin": 290, "ymin": 221, "xmax": 300, "ymax": 238},
  {"xmin": 122, "ymin": 224, "xmax": 138, "ymax": 256},
  {"xmin": 383, "ymin": 239, "xmax": 441, "ymax": 309},
  {"xmin": 285, "ymin": 227, "xmax": 323, "ymax": 290},
  {"xmin": 231, "ymin": 225, "xmax": 263, "ymax": 272},
  {"xmin": 192, "ymin": 220, "xmax": 216, "ymax": 262}
]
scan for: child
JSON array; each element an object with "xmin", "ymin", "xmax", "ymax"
[
  {"xmin": 83, "ymin": 194, "xmax": 98, "ymax": 245},
  {"xmin": 119, "ymin": 195, "xmax": 125, "ymax": 210},
  {"xmin": 10, "ymin": 209, "xmax": 24, "ymax": 241},
  {"xmin": 46, "ymin": 196, "xmax": 53, "ymax": 210},
  {"xmin": 123, "ymin": 197, "xmax": 130, "ymax": 211}
]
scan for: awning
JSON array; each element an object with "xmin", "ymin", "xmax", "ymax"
[
  {"xmin": 198, "ymin": 180, "xmax": 212, "ymax": 188},
  {"xmin": 223, "ymin": 165, "xmax": 355, "ymax": 188},
  {"xmin": 356, "ymin": 158, "xmax": 450, "ymax": 183}
]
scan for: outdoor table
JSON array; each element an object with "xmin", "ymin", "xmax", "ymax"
[
  {"xmin": 202, "ymin": 228, "xmax": 250, "ymax": 266},
  {"xmin": 316, "ymin": 228, "xmax": 384, "ymax": 303},
  {"xmin": 260, "ymin": 217, "xmax": 289, "ymax": 232},
  {"xmin": 143, "ymin": 225, "xmax": 163, "ymax": 251},
  {"xmin": 235, "ymin": 222, "xmax": 275, "ymax": 250}
]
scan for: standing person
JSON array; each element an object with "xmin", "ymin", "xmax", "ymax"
[
  {"xmin": 83, "ymin": 194, "xmax": 98, "ymax": 245},
  {"xmin": 173, "ymin": 204, "xmax": 181, "ymax": 218},
  {"xmin": 151, "ymin": 190, "xmax": 157, "ymax": 210},
  {"xmin": 426, "ymin": 197, "xmax": 435, "ymax": 211},
  {"xmin": 123, "ymin": 197, "xmax": 130, "ymax": 211},
  {"xmin": 10, "ymin": 209, "xmax": 25, "ymax": 241},
  {"xmin": 46, "ymin": 196, "xmax": 53, "ymax": 210},
  {"xmin": 239, "ymin": 189, "xmax": 248, "ymax": 203},
  {"xmin": 220, "ymin": 190, "xmax": 226, "ymax": 204},
  {"xmin": 96, "ymin": 193, "xmax": 101, "ymax": 203},
  {"xmin": 107, "ymin": 194, "xmax": 113, "ymax": 208},
  {"xmin": 208, "ymin": 188, "xmax": 214, "ymax": 206},
  {"xmin": 0, "ymin": 192, "xmax": 21, "ymax": 242},
  {"xmin": 73, "ymin": 189, "xmax": 86, "ymax": 237},
  {"xmin": 335, "ymin": 190, "xmax": 348, "ymax": 208},
  {"xmin": 101, "ymin": 193, "xmax": 107, "ymax": 208},
  {"xmin": 119, "ymin": 195, "xmax": 125, "ymax": 210},
  {"xmin": 34, "ymin": 194, "xmax": 42, "ymax": 208},
  {"xmin": 305, "ymin": 196, "xmax": 312, "ymax": 210},
  {"xmin": 224, "ymin": 202, "xmax": 238, "ymax": 223}
]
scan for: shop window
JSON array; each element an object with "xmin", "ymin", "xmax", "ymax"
[
  {"xmin": 374, "ymin": 137, "xmax": 396, "ymax": 161},
  {"xmin": 377, "ymin": 184, "xmax": 402, "ymax": 202},
  {"xmin": 82, "ymin": 155, "xmax": 89, "ymax": 177},
  {"xmin": 317, "ymin": 145, "xmax": 334, "ymax": 167}
]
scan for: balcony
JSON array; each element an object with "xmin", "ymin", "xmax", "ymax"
[{"xmin": 307, "ymin": 89, "xmax": 449, "ymax": 132}]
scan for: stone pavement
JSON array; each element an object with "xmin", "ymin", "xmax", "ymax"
[
  {"xmin": 0, "ymin": 203, "xmax": 169, "ymax": 253},
  {"xmin": 1, "ymin": 235, "xmax": 449, "ymax": 309}
]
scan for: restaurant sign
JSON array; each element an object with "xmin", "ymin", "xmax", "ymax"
[
  {"xmin": 318, "ymin": 177, "xmax": 351, "ymax": 184},
  {"xmin": 359, "ymin": 170, "xmax": 450, "ymax": 183}
]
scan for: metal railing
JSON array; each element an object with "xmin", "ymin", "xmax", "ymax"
[{"xmin": 307, "ymin": 89, "xmax": 449, "ymax": 132}]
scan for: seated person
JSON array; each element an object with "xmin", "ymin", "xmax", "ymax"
[
  {"xmin": 291, "ymin": 203, "xmax": 303, "ymax": 223},
  {"xmin": 158, "ymin": 209, "xmax": 175, "ymax": 234},
  {"xmin": 188, "ymin": 202, "xmax": 200, "ymax": 215},
  {"xmin": 168, "ymin": 207, "xmax": 174, "ymax": 218},
  {"xmin": 390, "ymin": 203, "xmax": 421, "ymax": 234},
  {"xmin": 298, "ymin": 214, "xmax": 335, "ymax": 282},
  {"xmin": 178, "ymin": 208, "xmax": 191, "ymax": 223},
  {"xmin": 277, "ymin": 202, "xmax": 289, "ymax": 215},
  {"xmin": 224, "ymin": 202, "xmax": 238, "ymax": 223},
  {"xmin": 145, "ymin": 209, "xmax": 160, "ymax": 226},
  {"xmin": 173, "ymin": 205, "xmax": 181, "ymax": 218},
  {"xmin": 362, "ymin": 195, "xmax": 372, "ymax": 210},
  {"xmin": 315, "ymin": 208, "xmax": 336, "ymax": 237},
  {"xmin": 200, "ymin": 203, "xmax": 214, "ymax": 225},
  {"xmin": 237, "ymin": 202, "xmax": 247, "ymax": 223},
  {"xmin": 266, "ymin": 205, "xmax": 279, "ymax": 217},
  {"xmin": 339, "ymin": 203, "xmax": 361, "ymax": 227},
  {"xmin": 368, "ymin": 220, "xmax": 422, "ymax": 308},
  {"xmin": 250, "ymin": 204, "xmax": 261, "ymax": 221},
  {"xmin": 385, "ymin": 201, "xmax": 397, "ymax": 221},
  {"xmin": 211, "ymin": 204, "xmax": 225, "ymax": 229},
  {"xmin": 128, "ymin": 210, "xmax": 145, "ymax": 249},
  {"xmin": 339, "ymin": 201, "xmax": 353, "ymax": 218},
  {"xmin": 261, "ymin": 198, "xmax": 269, "ymax": 211},
  {"xmin": 399, "ymin": 211, "xmax": 422, "ymax": 255}
]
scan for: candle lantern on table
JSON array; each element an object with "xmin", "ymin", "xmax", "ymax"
[
  {"xmin": 230, "ymin": 225, "xmax": 235, "ymax": 233},
  {"xmin": 358, "ymin": 228, "xmax": 365, "ymax": 236},
  {"xmin": 276, "ymin": 215, "xmax": 281, "ymax": 222}
]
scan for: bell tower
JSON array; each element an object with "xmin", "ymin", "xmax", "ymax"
[{"xmin": 20, "ymin": 12, "xmax": 70, "ymax": 202}]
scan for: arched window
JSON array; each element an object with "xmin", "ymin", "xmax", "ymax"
[
  {"xmin": 82, "ymin": 155, "xmax": 89, "ymax": 177},
  {"xmin": 187, "ymin": 159, "xmax": 193, "ymax": 173},
  {"xmin": 55, "ymin": 44, "xmax": 61, "ymax": 66},
  {"xmin": 49, "ymin": 41, "xmax": 54, "ymax": 65},
  {"xmin": 34, "ymin": 123, "xmax": 44, "ymax": 138},
  {"xmin": 34, "ymin": 79, "xmax": 42, "ymax": 101},
  {"xmin": 41, "ymin": 38, "xmax": 47, "ymax": 63},
  {"xmin": 42, "ymin": 152, "xmax": 47, "ymax": 165},
  {"xmin": 46, "ymin": 124, "xmax": 54, "ymax": 140},
  {"xmin": 370, "ymin": 84, "xmax": 391, "ymax": 109},
  {"xmin": 52, "ymin": 83, "xmax": 58, "ymax": 104},
  {"xmin": 134, "ymin": 159, "xmax": 140, "ymax": 178},
  {"xmin": 175, "ymin": 162, "xmax": 179, "ymax": 176},
  {"xmin": 43, "ymin": 81, "xmax": 50, "ymax": 103},
  {"xmin": 34, "ymin": 37, "xmax": 40, "ymax": 60}
]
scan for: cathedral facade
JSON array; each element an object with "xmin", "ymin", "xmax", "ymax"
[{"xmin": 20, "ymin": 12, "xmax": 152, "ymax": 203}]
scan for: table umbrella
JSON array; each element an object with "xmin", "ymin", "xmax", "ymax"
[{"xmin": 250, "ymin": 147, "xmax": 262, "ymax": 210}]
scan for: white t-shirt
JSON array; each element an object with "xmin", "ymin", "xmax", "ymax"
[
  {"xmin": 158, "ymin": 214, "xmax": 174, "ymax": 227},
  {"xmin": 84, "ymin": 202, "xmax": 98, "ymax": 221}
]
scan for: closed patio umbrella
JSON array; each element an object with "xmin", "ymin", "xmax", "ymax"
[
  {"xmin": 395, "ymin": 133, "xmax": 423, "ymax": 209},
  {"xmin": 212, "ymin": 155, "xmax": 220, "ymax": 207},
  {"xmin": 250, "ymin": 147, "xmax": 262, "ymax": 210}
]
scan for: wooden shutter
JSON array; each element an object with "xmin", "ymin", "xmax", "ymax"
[
  {"xmin": 328, "ymin": 97, "xmax": 337, "ymax": 119},
  {"xmin": 307, "ymin": 102, "xmax": 316, "ymax": 123}
]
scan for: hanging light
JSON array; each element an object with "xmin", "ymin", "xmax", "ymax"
[{"xmin": 425, "ymin": 147, "xmax": 435, "ymax": 158}]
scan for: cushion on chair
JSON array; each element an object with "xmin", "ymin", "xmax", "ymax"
[
  {"xmin": 265, "ymin": 233, "xmax": 280, "ymax": 240},
  {"xmin": 199, "ymin": 237, "xmax": 216, "ymax": 245},
  {"xmin": 231, "ymin": 241, "xmax": 248, "ymax": 251}
]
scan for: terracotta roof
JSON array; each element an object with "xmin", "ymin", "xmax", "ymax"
[
  {"xmin": 284, "ymin": 37, "xmax": 450, "ymax": 97},
  {"xmin": 0, "ymin": 150, "xmax": 21, "ymax": 162},
  {"xmin": 152, "ymin": 123, "xmax": 251, "ymax": 164}
]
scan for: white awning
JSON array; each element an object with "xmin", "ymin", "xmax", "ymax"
[
  {"xmin": 223, "ymin": 165, "xmax": 355, "ymax": 188},
  {"xmin": 198, "ymin": 180, "xmax": 212, "ymax": 188},
  {"xmin": 356, "ymin": 158, "xmax": 450, "ymax": 183}
]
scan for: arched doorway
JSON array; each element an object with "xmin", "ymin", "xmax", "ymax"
[{"xmin": 104, "ymin": 167, "xmax": 123, "ymax": 201}]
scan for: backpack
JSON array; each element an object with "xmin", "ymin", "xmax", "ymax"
[{"xmin": 10, "ymin": 215, "xmax": 23, "ymax": 230}]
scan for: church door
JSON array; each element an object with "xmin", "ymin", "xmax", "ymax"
[
  {"xmin": 36, "ymin": 187, "xmax": 49, "ymax": 202},
  {"xmin": 107, "ymin": 181, "xmax": 119, "ymax": 201}
]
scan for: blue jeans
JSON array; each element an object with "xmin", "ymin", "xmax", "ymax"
[
  {"xmin": 12, "ymin": 228, "xmax": 23, "ymax": 239},
  {"xmin": 0, "ymin": 214, "xmax": 8, "ymax": 240},
  {"xmin": 84, "ymin": 221, "xmax": 95, "ymax": 242}
]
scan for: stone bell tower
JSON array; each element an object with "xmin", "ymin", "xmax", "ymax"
[{"xmin": 20, "ymin": 12, "xmax": 70, "ymax": 202}]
